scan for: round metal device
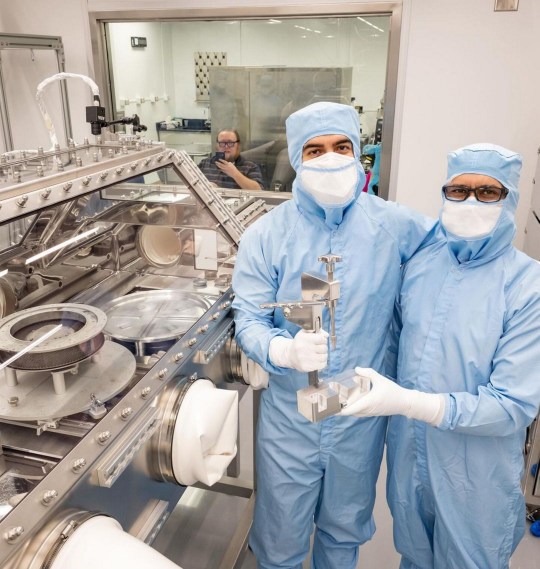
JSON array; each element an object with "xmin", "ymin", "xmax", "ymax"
[
  {"xmin": 151, "ymin": 376, "xmax": 195, "ymax": 484},
  {"xmin": 0, "ymin": 341, "xmax": 136, "ymax": 421},
  {"xmin": 101, "ymin": 289, "xmax": 212, "ymax": 356},
  {"xmin": 20, "ymin": 510, "xmax": 110, "ymax": 569},
  {"xmin": 0, "ymin": 304, "xmax": 106, "ymax": 371}
]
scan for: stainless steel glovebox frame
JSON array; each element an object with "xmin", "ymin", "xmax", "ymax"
[{"xmin": 0, "ymin": 137, "xmax": 277, "ymax": 569}]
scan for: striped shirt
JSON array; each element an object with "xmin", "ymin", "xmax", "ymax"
[{"xmin": 198, "ymin": 155, "xmax": 264, "ymax": 189}]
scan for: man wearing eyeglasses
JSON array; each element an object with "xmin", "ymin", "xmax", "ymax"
[
  {"xmin": 198, "ymin": 128, "xmax": 264, "ymax": 190},
  {"xmin": 341, "ymin": 143, "xmax": 540, "ymax": 569}
]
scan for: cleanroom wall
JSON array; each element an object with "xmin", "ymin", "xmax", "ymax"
[{"xmin": 0, "ymin": 0, "xmax": 94, "ymax": 144}]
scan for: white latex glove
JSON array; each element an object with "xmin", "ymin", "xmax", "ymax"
[
  {"xmin": 240, "ymin": 351, "xmax": 270, "ymax": 390},
  {"xmin": 269, "ymin": 329, "xmax": 329, "ymax": 372},
  {"xmin": 340, "ymin": 367, "xmax": 445, "ymax": 427}
]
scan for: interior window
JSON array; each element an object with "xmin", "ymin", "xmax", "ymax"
[{"xmin": 106, "ymin": 16, "xmax": 389, "ymax": 194}]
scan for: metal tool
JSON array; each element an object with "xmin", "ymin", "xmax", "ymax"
[
  {"xmin": 315, "ymin": 254, "xmax": 341, "ymax": 349},
  {"xmin": 261, "ymin": 253, "xmax": 341, "ymax": 385},
  {"xmin": 260, "ymin": 254, "xmax": 345, "ymax": 422}
]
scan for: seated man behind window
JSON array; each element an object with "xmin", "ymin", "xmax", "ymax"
[{"xmin": 198, "ymin": 129, "xmax": 264, "ymax": 190}]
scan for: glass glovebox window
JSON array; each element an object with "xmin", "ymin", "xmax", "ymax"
[
  {"xmin": 0, "ymin": 141, "xmax": 270, "ymax": 562},
  {"xmin": 0, "ymin": 143, "xmax": 253, "ymax": 439}
]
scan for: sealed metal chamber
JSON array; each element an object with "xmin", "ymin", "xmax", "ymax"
[{"xmin": 0, "ymin": 136, "xmax": 285, "ymax": 569}]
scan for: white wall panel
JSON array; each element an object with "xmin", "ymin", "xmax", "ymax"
[{"xmin": 0, "ymin": 0, "xmax": 94, "ymax": 144}]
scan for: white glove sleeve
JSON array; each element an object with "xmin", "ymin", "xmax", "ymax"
[
  {"xmin": 269, "ymin": 329, "xmax": 328, "ymax": 372},
  {"xmin": 240, "ymin": 351, "xmax": 269, "ymax": 390},
  {"xmin": 340, "ymin": 367, "xmax": 445, "ymax": 427}
]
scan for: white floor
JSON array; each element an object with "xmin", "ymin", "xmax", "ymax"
[{"xmin": 154, "ymin": 390, "xmax": 540, "ymax": 569}]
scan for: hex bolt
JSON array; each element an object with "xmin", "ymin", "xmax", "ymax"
[
  {"xmin": 72, "ymin": 458, "xmax": 87, "ymax": 473},
  {"xmin": 16, "ymin": 195, "xmax": 28, "ymax": 207},
  {"xmin": 97, "ymin": 431, "xmax": 111, "ymax": 445},
  {"xmin": 157, "ymin": 369, "xmax": 168, "ymax": 380},
  {"xmin": 173, "ymin": 353, "xmax": 184, "ymax": 363},
  {"xmin": 41, "ymin": 490, "xmax": 58, "ymax": 505},
  {"xmin": 141, "ymin": 386, "xmax": 152, "ymax": 399},
  {"xmin": 4, "ymin": 526, "xmax": 24, "ymax": 543},
  {"xmin": 120, "ymin": 407, "xmax": 133, "ymax": 420},
  {"xmin": 8, "ymin": 397, "xmax": 18, "ymax": 407}
]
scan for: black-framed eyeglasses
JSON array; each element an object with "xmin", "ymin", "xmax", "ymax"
[
  {"xmin": 442, "ymin": 184, "xmax": 508, "ymax": 203},
  {"xmin": 217, "ymin": 140, "xmax": 239, "ymax": 148}
]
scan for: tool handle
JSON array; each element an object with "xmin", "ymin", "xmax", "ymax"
[{"xmin": 308, "ymin": 370, "xmax": 319, "ymax": 387}]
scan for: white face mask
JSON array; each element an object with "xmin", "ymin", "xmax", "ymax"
[
  {"xmin": 299, "ymin": 152, "xmax": 358, "ymax": 206},
  {"xmin": 441, "ymin": 198, "xmax": 503, "ymax": 238}
]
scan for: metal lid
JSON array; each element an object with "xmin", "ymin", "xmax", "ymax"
[
  {"xmin": 0, "ymin": 304, "xmax": 106, "ymax": 371},
  {"xmin": 101, "ymin": 289, "xmax": 211, "ymax": 343}
]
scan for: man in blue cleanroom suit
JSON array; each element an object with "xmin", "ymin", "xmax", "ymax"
[
  {"xmin": 341, "ymin": 143, "xmax": 540, "ymax": 569},
  {"xmin": 231, "ymin": 101, "xmax": 437, "ymax": 569}
]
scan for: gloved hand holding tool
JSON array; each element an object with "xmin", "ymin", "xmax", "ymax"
[{"xmin": 269, "ymin": 329, "xmax": 329, "ymax": 372}]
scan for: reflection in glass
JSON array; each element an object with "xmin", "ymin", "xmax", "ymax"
[{"xmin": 106, "ymin": 16, "xmax": 390, "ymax": 191}]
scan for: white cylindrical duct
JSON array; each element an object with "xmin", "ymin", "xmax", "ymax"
[
  {"xmin": 136, "ymin": 225, "xmax": 183, "ymax": 268},
  {"xmin": 171, "ymin": 379, "xmax": 238, "ymax": 486},
  {"xmin": 153, "ymin": 378, "xmax": 238, "ymax": 487},
  {"xmin": 136, "ymin": 225, "xmax": 197, "ymax": 268},
  {"xmin": 33, "ymin": 513, "xmax": 181, "ymax": 569}
]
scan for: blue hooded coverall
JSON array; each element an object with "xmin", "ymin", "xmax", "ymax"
[
  {"xmin": 386, "ymin": 144, "xmax": 540, "ymax": 569},
  {"xmin": 231, "ymin": 102, "xmax": 436, "ymax": 569}
]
